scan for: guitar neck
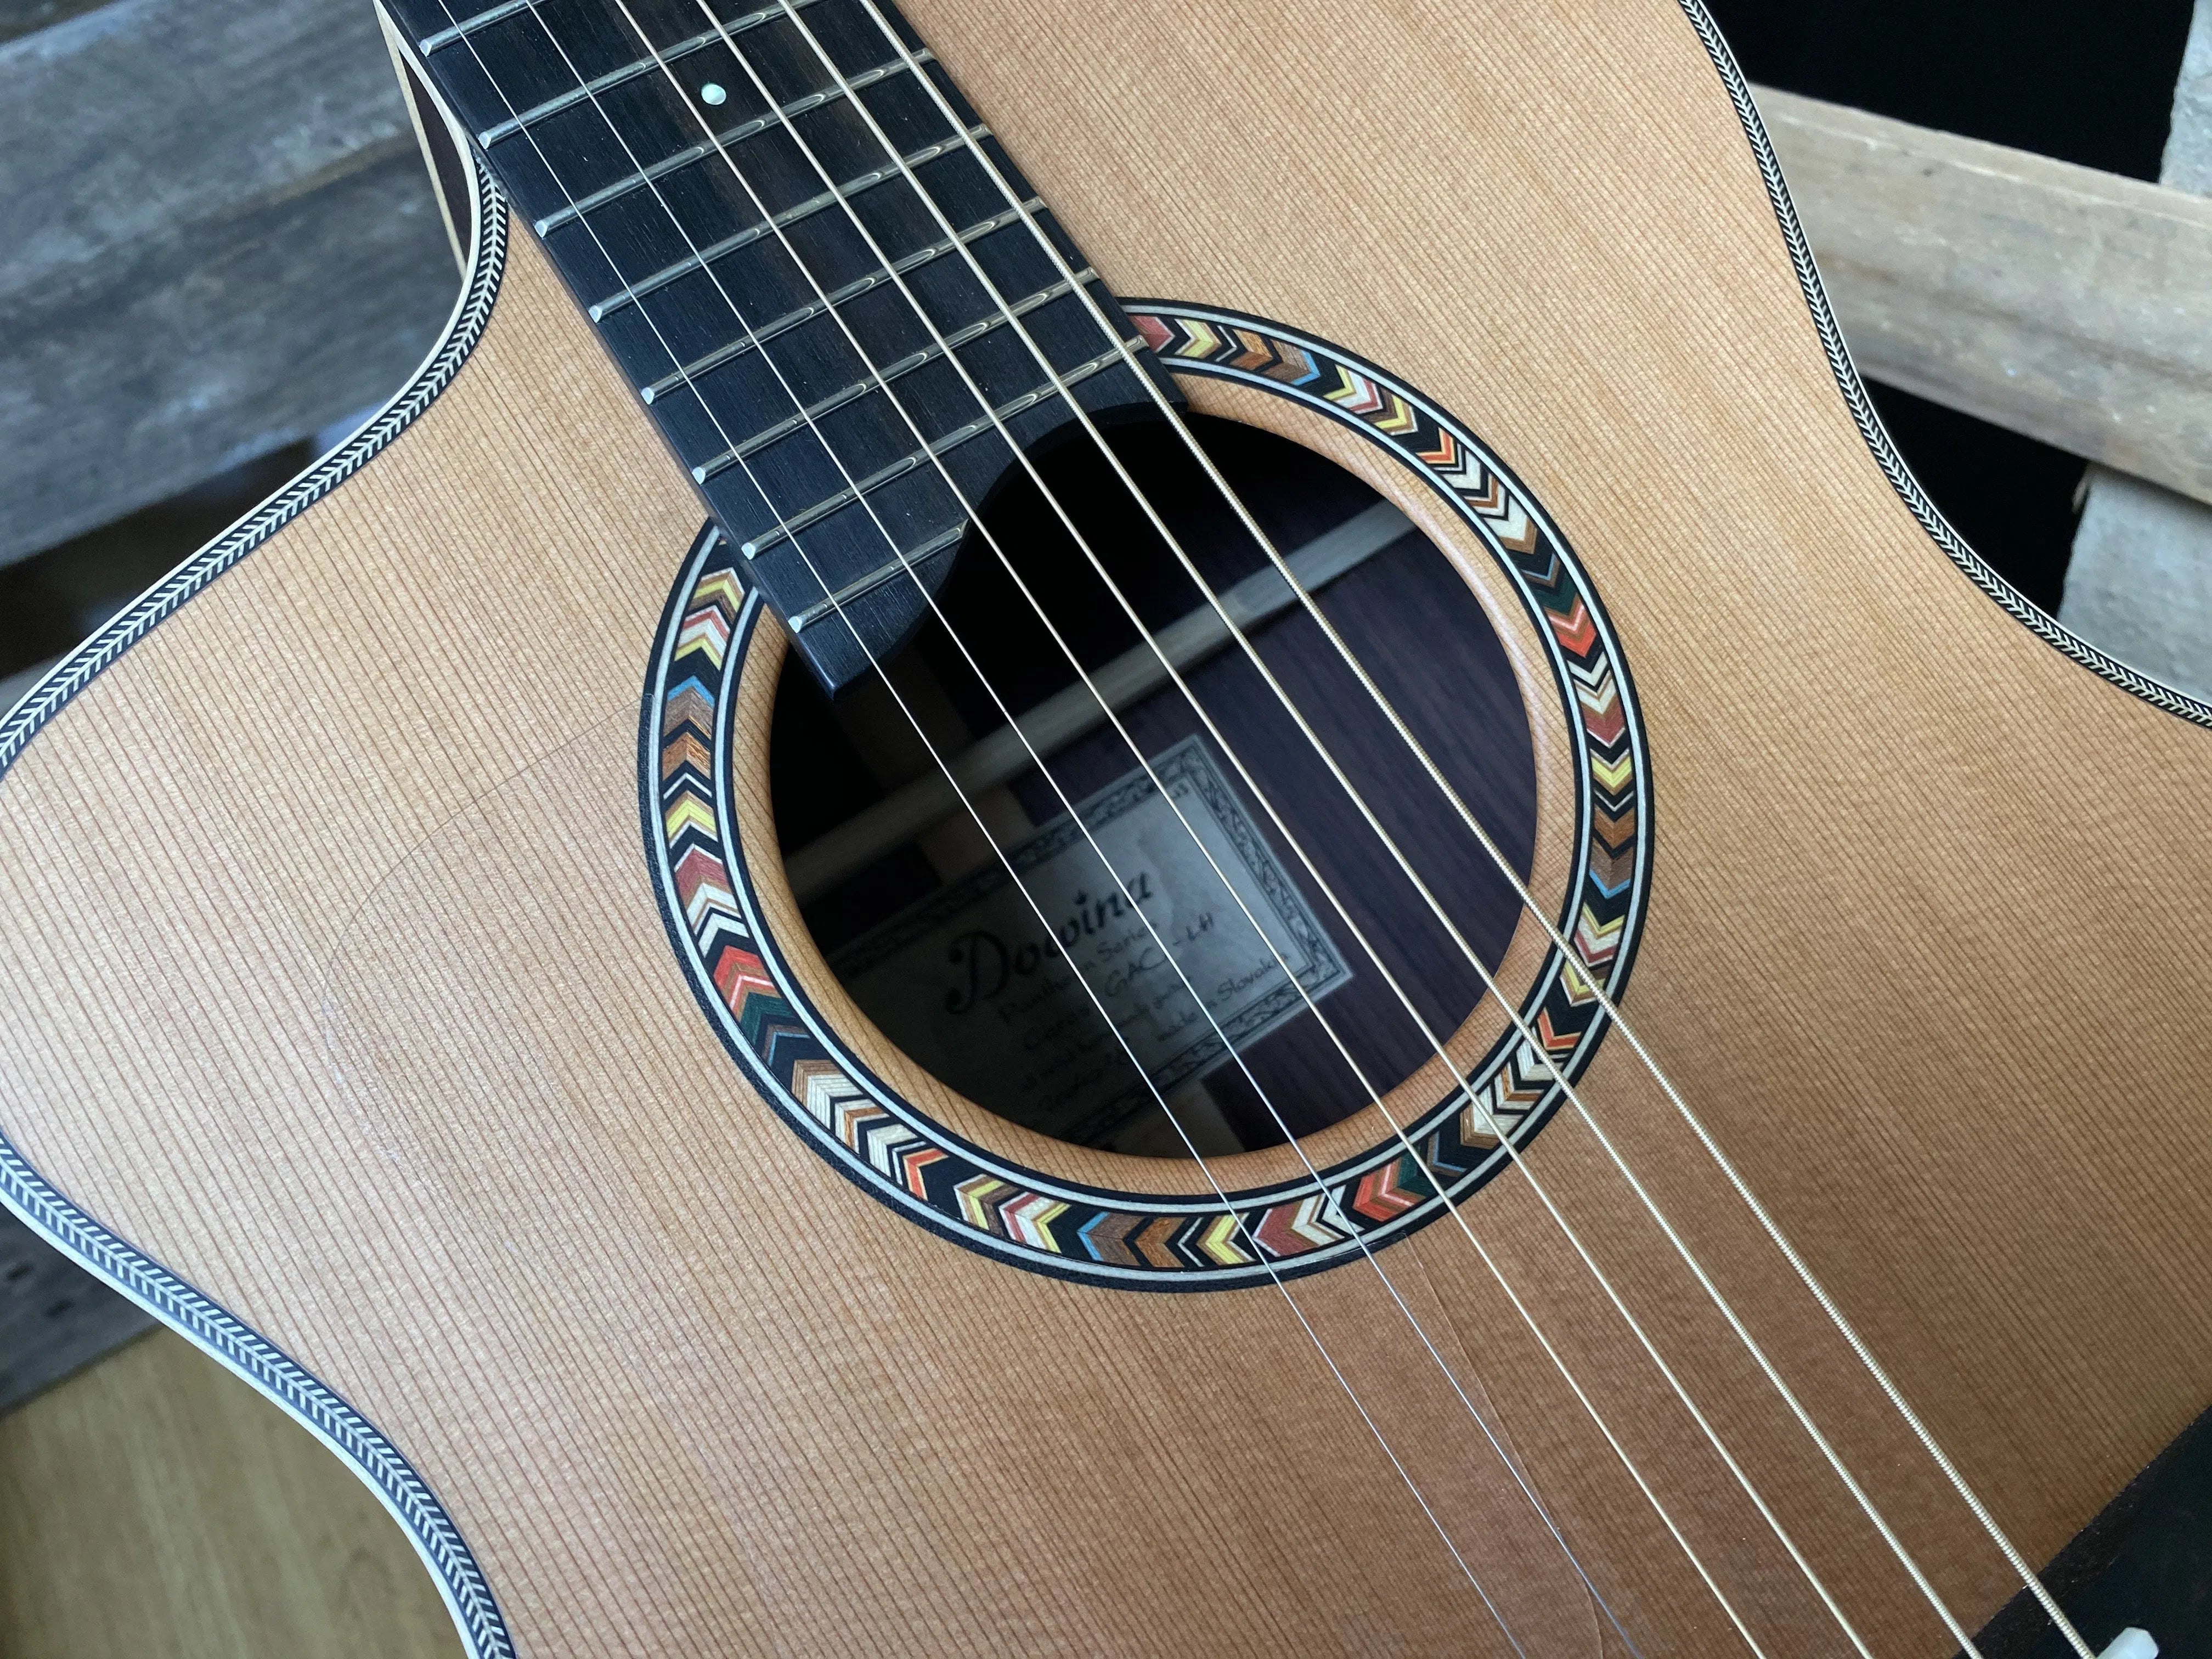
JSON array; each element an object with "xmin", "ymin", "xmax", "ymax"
[{"xmin": 387, "ymin": 0, "xmax": 1175, "ymax": 690}]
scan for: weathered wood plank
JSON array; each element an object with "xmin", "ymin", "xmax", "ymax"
[
  {"xmin": 2062, "ymin": 1, "xmax": 2212, "ymax": 699},
  {"xmin": 2068, "ymin": 469, "xmax": 2212, "ymax": 699},
  {"xmin": 2172, "ymin": 0, "xmax": 2212, "ymax": 196},
  {"xmin": 0, "ymin": 0, "xmax": 101, "ymax": 44},
  {"xmin": 1755, "ymin": 83, "xmax": 2212, "ymax": 507},
  {"xmin": 0, "ymin": 0, "xmax": 458, "ymax": 568}
]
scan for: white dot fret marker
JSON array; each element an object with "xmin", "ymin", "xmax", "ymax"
[{"xmin": 699, "ymin": 82, "xmax": 727, "ymax": 106}]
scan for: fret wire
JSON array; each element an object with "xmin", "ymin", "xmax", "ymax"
[
  {"xmin": 472, "ymin": 0, "xmax": 823, "ymax": 142},
  {"xmin": 478, "ymin": 29, "xmax": 715, "ymax": 146},
  {"xmin": 417, "ymin": 0, "xmax": 535, "ymax": 54},
  {"xmin": 641, "ymin": 197, "xmax": 1042, "ymax": 400},
  {"xmin": 535, "ymin": 48, "xmax": 931, "ymax": 234},
  {"xmin": 785, "ymin": 522, "xmax": 964, "ymax": 631},
  {"xmin": 733, "ymin": 340, "xmax": 1131, "ymax": 554},
  {"xmin": 686, "ymin": 266, "xmax": 1087, "ymax": 477},
  {"xmin": 584, "ymin": 125, "xmax": 986, "ymax": 320}
]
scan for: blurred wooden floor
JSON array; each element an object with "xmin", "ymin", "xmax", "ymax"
[{"xmin": 0, "ymin": 1329, "xmax": 461, "ymax": 1659}]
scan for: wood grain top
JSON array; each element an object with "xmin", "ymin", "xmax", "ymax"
[{"xmin": 0, "ymin": 2, "xmax": 2207, "ymax": 1654}]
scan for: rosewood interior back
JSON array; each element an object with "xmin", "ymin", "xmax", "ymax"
[{"xmin": 0, "ymin": 0, "xmax": 2207, "ymax": 1654}]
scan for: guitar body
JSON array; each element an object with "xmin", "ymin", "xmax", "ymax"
[{"xmin": 3, "ymin": 2, "xmax": 2209, "ymax": 1654}]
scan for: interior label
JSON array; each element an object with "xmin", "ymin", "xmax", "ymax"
[{"xmin": 832, "ymin": 735, "xmax": 1351, "ymax": 1144}]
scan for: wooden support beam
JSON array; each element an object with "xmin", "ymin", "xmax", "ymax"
[
  {"xmin": 0, "ymin": 0, "xmax": 459, "ymax": 568},
  {"xmin": 1756, "ymin": 84, "xmax": 2212, "ymax": 507},
  {"xmin": 2061, "ymin": 4, "xmax": 2212, "ymax": 703}
]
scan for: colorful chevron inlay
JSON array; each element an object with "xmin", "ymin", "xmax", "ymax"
[{"xmin": 641, "ymin": 306, "xmax": 1652, "ymax": 1289}]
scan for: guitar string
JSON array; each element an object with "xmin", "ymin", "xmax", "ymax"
[
  {"xmin": 819, "ymin": 7, "xmax": 2107, "ymax": 1646},
  {"xmin": 544, "ymin": 0, "xmax": 1931, "ymax": 1644},
  {"xmin": 432, "ymin": 1, "xmax": 1881, "ymax": 1649},
  {"xmin": 436, "ymin": 0, "xmax": 2035, "ymax": 1654},
  {"xmin": 631, "ymin": 5, "xmax": 1904, "ymax": 1649},
  {"xmin": 584, "ymin": 4, "xmax": 1798, "ymax": 1649},
  {"xmin": 413, "ymin": 3, "xmax": 1552, "ymax": 1646},
  {"xmin": 640, "ymin": 25, "xmax": 1864, "ymax": 1652},
  {"xmin": 471, "ymin": 8, "xmax": 1664, "ymax": 1649},
  {"xmin": 417, "ymin": 12, "xmax": 1532, "ymax": 1652},
  {"xmin": 746, "ymin": 4, "xmax": 2098, "ymax": 1650},
  {"xmin": 676, "ymin": 3, "xmax": 1955, "ymax": 1648}
]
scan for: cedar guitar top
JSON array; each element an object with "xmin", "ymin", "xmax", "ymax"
[{"xmin": 0, "ymin": 0, "xmax": 2206, "ymax": 1654}]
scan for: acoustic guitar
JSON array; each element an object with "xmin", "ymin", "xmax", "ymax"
[{"xmin": 2, "ymin": 0, "xmax": 2205, "ymax": 1652}]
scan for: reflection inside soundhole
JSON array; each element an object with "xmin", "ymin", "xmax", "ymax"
[{"xmin": 768, "ymin": 414, "xmax": 1538, "ymax": 1158}]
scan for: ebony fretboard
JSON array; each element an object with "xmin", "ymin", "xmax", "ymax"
[{"xmin": 385, "ymin": 0, "xmax": 1176, "ymax": 690}]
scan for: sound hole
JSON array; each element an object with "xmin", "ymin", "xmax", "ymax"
[{"xmin": 768, "ymin": 415, "xmax": 1538, "ymax": 1157}]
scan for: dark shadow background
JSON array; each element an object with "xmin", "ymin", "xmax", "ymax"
[
  {"xmin": 1703, "ymin": 0, "xmax": 2198, "ymax": 614},
  {"xmin": 1712, "ymin": 0, "xmax": 2191, "ymax": 174}
]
